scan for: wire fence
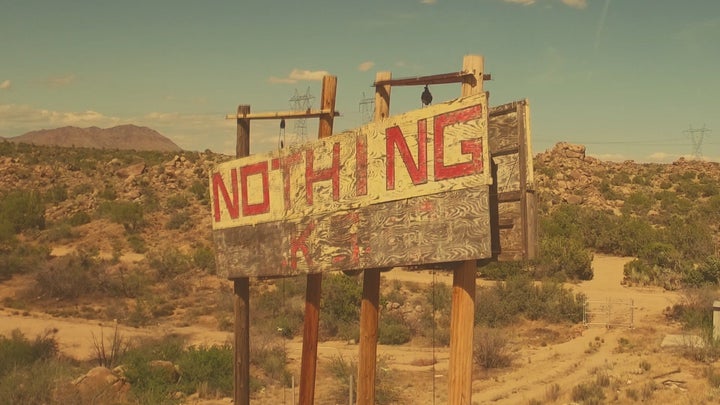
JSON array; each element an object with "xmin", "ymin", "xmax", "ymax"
[{"xmin": 583, "ymin": 297, "xmax": 634, "ymax": 328}]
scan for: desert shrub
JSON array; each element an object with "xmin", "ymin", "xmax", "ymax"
[
  {"xmin": 476, "ymin": 276, "xmax": 585, "ymax": 326},
  {"xmin": 98, "ymin": 200, "xmax": 144, "ymax": 232},
  {"xmin": 121, "ymin": 335, "xmax": 186, "ymax": 403},
  {"xmin": 44, "ymin": 184, "xmax": 68, "ymax": 203},
  {"xmin": 571, "ymin": 381, "xmax": 605, "ymax": 404},
  {"xmin": 254, "ymin": 285, "xmax": 304, "ymax": 339},
  {"xmin": 148, "ymin": 247, "xmax": 192, "ymax": 279},
  {"xmin": 684, "ymin": 256, "xmax": 720, "ymax": 287},
  {"xmin": 35, "ymin": 252, "xmax": 100, "ymax": 299},
  {"xmin": 479, "ymin": 260, "xmax": 525, "ymax": 280},
  {"xmin": 0, "ymin": 329, "xmax": 58, "ymax": 377},
  {"xmin": 320, "ymin": 273, "xmax": 362, "ymax": 340},
  {"xmin": 328, "ymin": 355, "xmax": 357, "ymax": 401},
  {"xmin": 190, "ymin": 180, "xmax": 210, "ymax": 204},
  {"xmin": 165, "ymin": 210, "xmax": 191, "ymax": 230},
  {"xmin": 98, "ymin": 184, "xmax": 117, "ymax": 200},
  {"xmin": 661, "ymin": 216, "xmax": 714, "ymax": 262},
  {"xmin": 72, "ymin": 183, "xmax": 94, "ymax": 195},
  {"xmin": 177, "ymin": 345, "xmax": 234, "ymax": 396},
  {"xmin": 0, "ymin": 243, "xmax": 49, "ymax": 281},
  {"xmin": 251, "ymin": 343, "xmax": 291, "ymax": 387},
  {"xmin": 68, "ymin": 211, "xmax": 91, "ymax": 226},
  {"xmin": 666, "ymin": 287, "xmax": 715, "ymax": 332},
  {"xmin": 418, "ymin": 281, "xmax": 452, "ymax": 345},
  {"xmin": 127, "ymin": 233, "xmax": 147, "ymax": 253},
  {"xmin": 378, "ymin": 314, "xmax": 412, "ymax": 345},
  {"xmin": 538, "ymin": 236, "xmax": 593, "ymax": 280},
  {"xmin": 166, "ymin": 193, "xmax": 190, "ymax": 211},
  {"xmin": 621, "ymin": 191, "xmax": 653, "ymax": 216},
  {"xmin": 0, "ymin": 190, "xmax": 45, "ymax": 233},
  {"xmin": 474, "ymin": 327, "xmax": 512, "ymax": 369},
  {"xmin": 91, "ymin": 324, "xmax": 128, "ymax": 368},
  {"xmin": 44, "ymin": 222, "xmax": 75, "ymax": 242},
  {"xmin": 0, "ymin": 360, "xmax": 75, "ymax": 405},
  {"xmin": 193, "ymin": 245, "xmax": 216, "ymax": 273},
  {"xmin": 622, "ymin": 259, "xmax": 683, "ymax": 289},
  {"xmin": 328, "ymin": 354, "xmax": 400, "ymax": 405}
]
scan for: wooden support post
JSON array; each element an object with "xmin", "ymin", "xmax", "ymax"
[
  {"xmin": 356, "ymin": 71, "xmax": 391, "ymax": 405},
  {"xmin": 448, "ymin": 55, "xmax": 484, "ymax": 405},
  {"xmin": 357, "ymin": 268, "xmax": 380, "ymax": 404},
  {"xmin": 233, "ymin": 105, "xmax": 251, "ymax": 405},
  {"xmin": 298, "ymin": 75, "xmax": 337, "ymax": 405}
]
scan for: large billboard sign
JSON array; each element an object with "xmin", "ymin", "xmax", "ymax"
[{"xmin": 211, "ymin": 92, "xmax": 491, "ymax": 278}]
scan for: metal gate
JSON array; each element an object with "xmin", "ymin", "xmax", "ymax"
[{"xmin": 583, "ymin": 298, "xmax": 634, "ymax": 328}]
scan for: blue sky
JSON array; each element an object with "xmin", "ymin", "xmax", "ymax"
[{"xmin": 1, "ymin": 0, "xmax": 718, "ymax": 162}]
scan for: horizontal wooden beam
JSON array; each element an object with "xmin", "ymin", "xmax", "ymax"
[
  {"xmin": 497, "ymin": 190, "xmax": 522, "ymax": 203},
  {"xmin": 225, "ymin": 109, "xmax": 340, "ymax": 120},
  {"xmin": 373, "ymin": 72, "xmax": 491, "ymax": 87}
]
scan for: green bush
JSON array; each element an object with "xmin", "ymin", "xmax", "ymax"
[
  {"xmin": 98, "ymin": 200, "xmax": 144, "ymax": 232},
  {"xmin": 476, "ymin": 276, "xmax": 585, "ymax": 327},
  {"xmin": 190, "ymin": 180, "xmax": 210, "ymax": 204},
  {"xmin": 538, "ymin": 236, "xmax": 593, "ymax": 280},
  {"xmin": 165, "ymin": 211, "xmax": 191, "ymax": 230},
  {"xmin": 320, "ymin": 273, "xmax": 362, "ymax": 340},
  {"xmin": 378, "ymin": 314, "xmax": 412, "ymax": 345},
  {"xmin": 177, "ymin": 345, "xmax": 234, "ymax": 396},
  {"xmin": 0, "ymin": 244, "xmax": 49, "ymax": 281},
  {"xmin": 0, "ymin": 190, "xmax": 45, "ymax": 233},
  {"xmin": 0, "ymin": 329, "xmax": 58, "ymax": 377},
  {"xmin": 68, "ymin": 211, "xmax": 91, "ymax": 226},
  {"xmin": 127, "ymin": 234, "xmax": 147, "ymax": 253},
  {"xmin": 148, "ymin": 247, "xmax": 192, "ymax": 279},
  {"xmin": 193, "ymin": 245, "xmax": 216, "ymax": 273},
  {"xmin": 44, "ymin": 184, "xmax": 68, "ymax": 203},
  {"xmin": 166, "ymin": 193, "xmax": 190, "ymax": 211}
]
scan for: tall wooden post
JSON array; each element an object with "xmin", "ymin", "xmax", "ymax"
[
  {"xmin": 356, "ymin": 71, "xmax": 391, "ymax": 405},
  {"xmin": 298, "ymin": 75, "xmax": 337, "ymax": 405},
  {"xmin": 234, "ymin": 105, "xmax": 251, "ymax": 405},
  {"xmin": 448, "ymin": 54, "xmax": 484, "ymax": 405}
]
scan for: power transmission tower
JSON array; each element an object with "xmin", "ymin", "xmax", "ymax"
[
  {"xmin": 358, "ymin": 92, "xmax": 375, "ymax": 124},
  {"xmin": 683, "ymin": 124, "xmax": 711, "ymax": 160},
  {"xmin": 289, "ymin": 87, "xmax": 314, "ymax": 144}
]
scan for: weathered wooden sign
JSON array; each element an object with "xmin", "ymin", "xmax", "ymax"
[
  {"xmin": 487, "ymin": 100, "xmax": 537, "ymax": 261},
  {"xmin": 211, "ymin": 92, "xmax": 491, "ymax": 278}
]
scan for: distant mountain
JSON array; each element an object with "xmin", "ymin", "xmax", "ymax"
[{"xmin": 7, "ymin": 125, "xmax": 182, "ymax": 152}]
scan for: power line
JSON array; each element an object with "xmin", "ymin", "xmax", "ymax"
[
  {"xmin": 289, "ymin": 87, "xmax": 314, "ymax": 145},
  {"xmin": 683, "ymin": 124, "xmax": 711, "ymax": 160},
  {"xmin": 358, "ymin": 92, "xmax": 374, "ymax": 124}
]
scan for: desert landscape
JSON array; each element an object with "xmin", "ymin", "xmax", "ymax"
[{"xmin": 1, "ymin": 138, "xmax": 720, "ymax": 404}]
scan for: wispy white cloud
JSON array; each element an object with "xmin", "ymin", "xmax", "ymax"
[
  {"xmin": 561, "ymin": 0, "xmax": 587, "ymax": 9},
  {"xmin": 503, "ymin": 0, "xmax": 535, "ymax": 5},
  {"xmin": 269, "ymin": 68, "xmax": 330, "ymax": 84},
  {"xmin": 358, "ymin": 61, "xmax": 375, "ymax": 72},
  {"xmin": 502, "ymin": 0, "xmax": 587, "ymax": 8},
  {"xmin": 0, "ymin": 104, "xmax": 120, "ymax": 129},
  {"xmin": 45, "ymin": 74, "xmax": 76, "ymax": 88},
  {"xmin": 0, "ymin": 80, "xmax": 10, "ymax": 90}
]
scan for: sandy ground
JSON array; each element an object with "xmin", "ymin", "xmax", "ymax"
[{"xmin": 0, "ymin": 254, "xmax": 711, "ymax": 404}]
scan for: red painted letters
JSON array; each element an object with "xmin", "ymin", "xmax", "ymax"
[{"xmin": 386, "ymin": 119, "xmax": 428, "ymax": 190}]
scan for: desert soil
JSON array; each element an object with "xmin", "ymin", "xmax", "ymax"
[{"xmin": 0, "ymin": 254, "xmax": 715, "ymax": 404}]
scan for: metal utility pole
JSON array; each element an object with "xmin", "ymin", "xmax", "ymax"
[{"xmin": 683, "ymin": 124, "xmax": 711, "ymax": 160}]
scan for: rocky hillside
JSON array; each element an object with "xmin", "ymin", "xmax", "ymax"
[
  {"xmin": 535, "ymin": 142, "xmax": 720, "ymax": 216},
  {"xmin": 7, "ymin": 124, "xmax": 181, "ymax": 152}
]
